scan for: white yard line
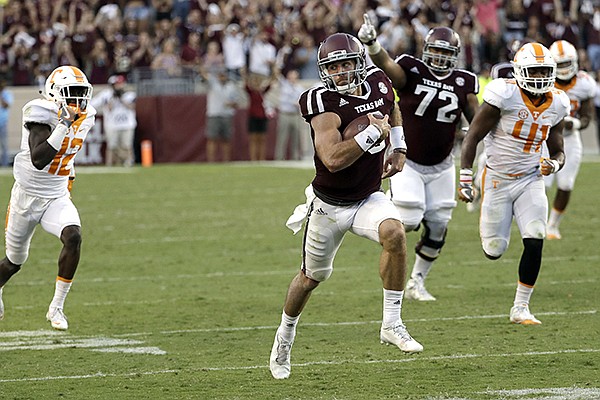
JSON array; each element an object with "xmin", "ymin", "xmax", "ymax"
[{"xmin": 0, "ymin": 348, "xmax": 597, "ymax": 386}]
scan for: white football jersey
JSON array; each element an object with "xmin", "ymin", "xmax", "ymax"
[
  {"xmin": 13, "ymin": 98, "xmax": 96, "ymax": 198},
  {"xmin": 554, "ymin": 70, "xmax": 596, "ymax": 135},
  {"xmin": 482, "ymin": 79, "xmax": 570, "ymax": 176}
]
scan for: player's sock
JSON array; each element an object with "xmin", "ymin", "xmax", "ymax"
[
  {"xmin": 49, "ymin": 277, "xmax": 72, "ymax": 310},
  {"xmin": 382, "ymin": 288, "xmax": 403, "ymax": 326},
  {"xmin": 548, "ymin": 208, "xmax": 564, "ymax": 228},
  {"xmin": 411, "ymin": 254, "xmax": 433, "ymax": 280},
  {"xmin": 513, "ymin": 281, "xmax": 534, "ymax": 306},
  {"xmin": 279, "ymin": 311, "xmax": 299, "ymax": 342}
]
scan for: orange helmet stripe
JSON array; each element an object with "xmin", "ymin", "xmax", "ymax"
[
  {"xmin": 69, "ymin": 66, "xmax": 85, "ymax": 83},
  {"xmin": 531, "ymin": 43, "xmax": 546, "ymax": 63},
  {"xmin": 556, "ymin": 40, "xmax": 565, "ymax": 56}
]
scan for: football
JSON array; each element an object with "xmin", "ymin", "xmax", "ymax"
[{"xmin": 342, "ymin": 111, "xmax": 384, "ymax": 140}]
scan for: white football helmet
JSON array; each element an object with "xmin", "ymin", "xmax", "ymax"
[
  {"xmin": 44, "ymin": 66, "xmax": 93, "ymax": 113},
  {"xmin": 549, "ymin": 40, "xmax": 578, "ymax": 81},
  {"xmin": 511, "ymin": 43, "xmax": 556, "ymax": 95}
]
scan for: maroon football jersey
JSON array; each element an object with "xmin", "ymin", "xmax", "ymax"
[
  {"xmin": 395, "ymin": 55, "xmax": 478, "ymax": 165},
  {"xmin": 299, "ymin": 67, "xmax": 395, "ymax": 204}
]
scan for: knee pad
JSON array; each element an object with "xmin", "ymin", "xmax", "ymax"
[
  {"xmin": 482, "ymin": 237, "xmax": 509, "ymax": 259},
  {"xmin": 303, "ymin": 229, "xmax": 335, "ymax": 282},
  {"xmin": 5, "ymin": 250, "xmax": 28, "ymax": 266},
  {"xmin": 415, "ymin": 220, "xmax": 447, "ymax": 261},
  {"xmin": 524, "ymin": 220, "xmax": 546, "ymax": 240},
  {"xmin": 305, "ymin": 264, "xmax": 333, "ymax": 282}
]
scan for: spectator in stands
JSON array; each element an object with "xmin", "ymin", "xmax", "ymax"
[
  {"xmin": 204, "ymin": 3, "xmax": 226, "ymax": 44},
  {"xmin": 9, "ymin": 40, "xmax": 34, "ymax": 86},
  {"xmin": 112, "ymin": 40, "xmax": 133, "ymax": 78},
  {"xmin": 32, "ymin": 44, "xmax": 56, "ymax": 89},
  {"xmin": 222, "ymin": 23, "xmax": 246, "ymax": 81},
  {"xmin": 379, "ymin": 14, "xmax": 411, "ymax": 57},
  {"xmin": 68, "ymin": 7, "xmax": 97, "ymax": 68},
  {"xmin": 202, "ymin": 69, "xmax": 240, "ymax": 162},
  {"xmin": 301, "ymin": 0, "xmax": 337, "ymax": 44},
  {"xmin": 172, "ymin": 0, "xmax": 191, "ymax": 24},
  {"xmin": 131, "ymin": 31, "xmax": 156, "ymax": 69},
  {"xmin": 274, "ymin": 69, "xmax": 305, "ymax": 161},
  {"xmin": 502, "ymin": 0, "xmax": 528, "ymax": 44},
  {"xmin": 55, "ymin": 39, "xmax": 79, "ymax": 70},
  {"xmin": 87, "ymin": 38, "xmax": 112, "ymax": 84},
  {"xmin": 293, "ymin": 34, "xmax": 319, "ymax": 81},
  {"xmin": 178, "ymin": 8, "xmax": 204, "ymax": 44},
  {"xmin": 151, "ymin": 37, "xmax": 181, "ymax": 77},
  {"xmin": 0, "ymin": 79, "xmax": 13, "ymax": 167},
  {"xmin": 180, "ymin": 31, "xmax": 202, "ymax": 68},
  {"xmin": 202, "ymin": 41, "xmax": 225, "ymax": 76},
  {"xmin": 153, "ymin": 0, "xmax": 174, "ymax": 22},
  {"xmin": 584, "ymin": 3, "xmax": 600, "ymax": 71},
  {"xmin": 122, "ymin": 18, "xmax": 141, "ymax": 53},
  {"xmin": 244, "ymin": 71, "xmax": 275, "ymax": 161},
  {"xmin": 248, "ymin": 29, "xmax": 277, "ymax": 78},
  {"xmin": 123, "ymin": 0, "xmax": 153, "ymax": 33}
]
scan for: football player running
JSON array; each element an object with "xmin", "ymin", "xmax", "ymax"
[
  {"xmin": 0, "ymin": 66, "xmax": 95, "ymax": 330},
  {"xmin": 468, "ymin": 39, "xmax": 531, "ymax": 213},
  {"xmin": 544, "ymin": 40, "xmax": 596, "ymax": 240},
  {"xmin": 459, "ymin": 43, "xmax": 570, "ymax": 325},
  {"xmin": 269, "ymin": 33, "xmax": 422, "ymax": 380},
  {"xmin": 358, "ymin": 16, "xmax": 480, "ymax": 301}
]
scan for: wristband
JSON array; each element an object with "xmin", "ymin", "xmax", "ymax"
[
  {"xmin": 366, "ymin": 40, "xmax": 381, "ymax": 55},
  {"xmin": 46, "ymin": 124, "xmax": 69, "ymax": 150},
  {"xmin": 547, "ymin": 158, "xmax": 560, "ymax": 173},
  {"xmin": 354, "ymin": 125, "xmax": 381, "ymax": 152},
  {"xmin": 572, "ymin": 118, "xmax": 581, "ymax": 130},
  {"xmin": 390, "ymin": 126, "xmax": 407, "ymax": 151},
  {"xmin": 459, "ymin": 168, "xmax": 473, "ymax": 179}
]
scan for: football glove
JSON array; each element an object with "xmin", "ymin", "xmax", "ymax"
[
  {"xmin": 458, "ymin": 168, "xmax": 474, "ymax": 202},
  {"xmin": 358, "ymin": 13, "xmax": 378, "ymax": 45},
  {"xmin": 540, "ymin": 157, "xmax": 559, "ymax": 176},
  {"xmin": 58, "ymin": 103, "xmax": 79, "ymax": 128}
]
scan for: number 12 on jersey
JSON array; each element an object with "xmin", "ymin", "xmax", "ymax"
[{"xmin": 48, "ymin": 137, "xmax": 83, "ymax": 175}]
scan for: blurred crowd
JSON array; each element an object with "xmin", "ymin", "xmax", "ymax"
[{"xmin": 1, "ymin": 0, "xmax": 600, "ymax": 88}]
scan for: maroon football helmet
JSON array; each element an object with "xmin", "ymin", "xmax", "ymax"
[
  {"xmin": 422, "ymin": 27, "xmax": 461, "ymax": 74},
  {"xmin": 317, "ymin": 33, "xmax": 367, "ymax": 94}
]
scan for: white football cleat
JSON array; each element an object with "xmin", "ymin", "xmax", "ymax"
[
  {"xmin": 546, "ymin": 225, "xmax": 562, "ymax": 240},
  {"xmin": 380, "ymin": 322, "xmax": 423, "ymax": 353},
  {"xmin": 405, "ymin": 274, "xmax": 436, "ymax": 301},
  {"xmin": 269, "ymin": 329, "xmax": 293, "ymax": 379},
  {"xmin": 0, "ymin": 287, "xmax": 4, "ymax": 320},
  {"xmin": 46, "ymin": 307, "xmax": 69, "ymax": 330},
  {"xmin": 510, "ymin": 304, "xmax": 541, "ymax": 325}
]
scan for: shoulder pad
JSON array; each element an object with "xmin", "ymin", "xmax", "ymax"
[
  {"xmin": 577, "ymin": 71, "xmax": 597, "ymax": 98},
  {"xmin": 485, "ymin": 78, "xmax": 513, "ymax": 99},
  {"xmin": 23, "ymin": 99, "xmax": 58, "ymax": 127}
]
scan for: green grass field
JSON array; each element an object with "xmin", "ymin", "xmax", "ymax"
[{"xmin": 0, "ymin": 161, "xmax": 598, "ymax": 400}]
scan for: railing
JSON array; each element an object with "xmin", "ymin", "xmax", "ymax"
[{"xmin": 130, "ymin": 66, "xmax": 206, "ymax": 96}]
